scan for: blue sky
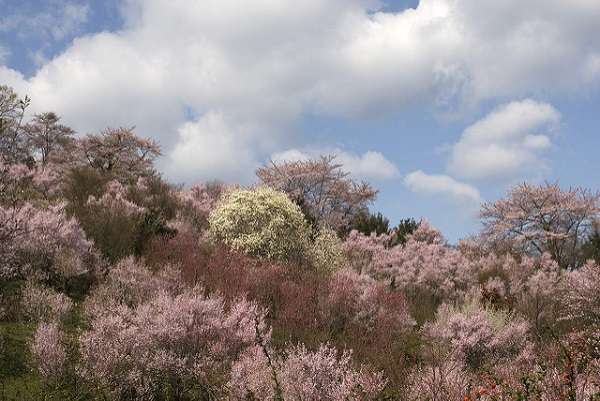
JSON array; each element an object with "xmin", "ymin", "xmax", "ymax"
[{"xmin": 2, "ymin": 0, "xmax": 600, "ymax": 241}]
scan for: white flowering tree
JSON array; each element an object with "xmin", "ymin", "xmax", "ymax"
[{"xmin": 209, "ymin": 187, "xmax": 311, "ymax": 263}]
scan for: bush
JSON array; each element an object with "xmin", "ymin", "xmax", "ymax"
[
  {"xmin": 79, "ymin": 289, "xmax": 267, "ymax": 400},
  {"xmin": 426, "ymin": 298, "xmax": 532, "ymax": 371},
  {"xmin": 208, "ymin": 187, "xmax": 311, "ymax": 263},
  {"xmin": 229, "ymin": 343, "xmax": 386, "ymax": 401},
  {"xmin": 30, "ymin": 322, "xmax": 67, "ymax": 384},
  {"xmin": 20, "ymin": 282, "xmax": 73, "ymax": 323},
  {"xmin": 309, "ymin": 227, "xmax": 346, "ymax": 272},
  {"xmin": 82, "ymin": 256, "xmax": 183, "ymax": 319}
]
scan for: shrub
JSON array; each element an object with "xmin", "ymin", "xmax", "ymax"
[
  {"xmin": 30, "ymin": 322, "xmax": 67, "ymax": 383},
  {"xmin": 79, "ymin": 289, "xmax": 267, "ymax": 400},
  {"xmin": 21, "ymin": 282, "xmax": 73, "ymax": 323},
  {"xmin": 426, "ymin": 298, "xmax": 532, "ymax": 371},
  {"xmin": 208, "ymin": 187, "xmax": 311, "ymax": 263},
  {"xmin": 83, "ymin": 256, "xmax": 183, "ymax": 319},
  {"xmin": 229, "ymin": 343, "xmax": 386, "ymax": 401},
  {"xmin": 309, "ymin": 227, "xmax": 346, "ymax": 272}
]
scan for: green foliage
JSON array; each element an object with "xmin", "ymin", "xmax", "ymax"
[
  {"xmin": 63, "ymin": 169, "xmax": 177, "ymax": 263},
  {"xmin": 63, "ymin": 167, "xmax": 111, "ymax": 211},
  {"xmin": 208, "ymin": 187, "xmax": 311, "ymax": 263},
  {"xmin": 349, "ymin": 211, "xmax": 391, "ymax": 237},
  {"xmin": 392, "ymin": 218, "xmax": 420, "ymax": 246},
  {"xmin": 348, "ymin": 213, "xmax": 419, "ymax": 247}
]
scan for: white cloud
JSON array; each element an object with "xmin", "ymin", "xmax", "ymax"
[
  {"xmin": 448, "ymin": 99, "xmax": 560, "ymax": 180},
  {"xmin": 271, "ymin": 148, "xmax": 399, "ymax": 181},
  {"xmin": 165, "ymin": 112, "xmax": 260, "ymax": 183},
  {"xmin": 404, "ymin": 170, "xmax": 482, "ymax": 204},
  {"xmin": 0, "ymin": 0, "xmax": 599, "ymax": 182}
]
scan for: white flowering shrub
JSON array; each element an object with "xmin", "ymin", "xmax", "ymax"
[
  {"xmin": 208, "ymin": 187, "xmax": 311, "ymax": 263},
  {"xmin": 309, "ymin": 227, "xmax": 346, "ymax": 272}
]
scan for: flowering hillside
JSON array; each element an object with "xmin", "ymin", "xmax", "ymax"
[{"xmin": 1, "ymin": 84, "xmax": 600, "ymax": 400}]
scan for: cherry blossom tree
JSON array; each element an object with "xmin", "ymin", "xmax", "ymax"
[
  {"xmin": 0, "ymin": 202, "xmax": 97, "ymax": 284},
  {"xmin": 176, "ymin": 181, "xmax": 228, "ymax": 232},
  {"xmin": 79, "ymin": 288, "xmax": 267, "ymax": 400},
  {"xmin": 78, "ymin": 127, "xmax": 161, "ymax": 182},
  {"xmin": 24, "ymin": 112, "xmax": 75, "ymax": 166},
  {"xmin": 0, "ymin": 85, "xmax": 30, "ymax": 164},
  {"xmin": 229, "ymin": 343, "xmax": 386, "ymax": 401},
  {"xmin": 343, "ymin": 220, "xmax": 478, "ymax": 304},
  {"xmin": 256, "ymin": 155, "xmax": 377, "ymax": 234},
  {"xmin": 21, "ymin": 281, "xmax": 73, "ymax": 323},
  {"xmin": 560, "ymin": 261, "xmax": 600, "ymax": 329},
  {"xmin": 30, "ymin": 322, "xmax": 68, "ymax": 384},
  {"xmin": 480, "ymin": 182, "xmax": 600, "ymax": 269},
  {"xmin": 426, "ymin": 298, "xmax": 532, "ymax": 372}
]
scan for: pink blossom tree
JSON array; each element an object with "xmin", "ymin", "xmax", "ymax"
[
  {"xmin": 426, "ymin": 298, "xmax": 532, "ymax": 372},
  {"xmin": 77, "ymin": 127, "xmax": 161, "ymax": 183},
  {"xmin": 30, "ymin": 322, "xmax": 68, "ymax": 384},
  {"xmin": 229, "ymin": 343, "xmax": 386, "ymax": 401},
  {"xmin": 256, "ymin": 155, "xmax": 377, "ymax": 233},
  {"xmin": 0, "ymin": 202, "xmax": 97, "ymax": 284},
  {"xmin": 480, "ymin": 182, "xmax": 600, "ymax": 269},
  {"xmin": 79, "ymin": 288, "xmax": 268, "ymax": 400},
  {"xmin": 24, "ymin": 112, "xmax": 75, "ymax": 166},
  {"xmin": 0, "ymin": 85, "xmax": 30, "ymax": 164}
]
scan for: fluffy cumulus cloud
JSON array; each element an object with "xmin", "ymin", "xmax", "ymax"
[
  {"xmin": 1, "ymin": 0, "xmax": 599, "ymax": 181},
  {"xmin": 271, "ymin": 148, "xmax": 399, "ymax": 181},
  {"xmin": 448, "ymin": 99, "xmax": 561, "ymax": 180},
  {"xmin": 404, "ymin": 170, "xmax": 482, "ymax": 204}
]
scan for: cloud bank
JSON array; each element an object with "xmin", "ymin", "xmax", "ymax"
[{"xmin": 0, "ymin": 0, "xmax": 599, "ymax": 182}]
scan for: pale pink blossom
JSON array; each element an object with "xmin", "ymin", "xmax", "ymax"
[
  {"xmin": 79, "ymin": 289, "xmax": 267, "ymax": 399},
  {"xmin": 0, "ymin": 202, "xmax": 96, "ymax": 281},
  {"xmin": 21, "ymin": 282, "xmax": 73, "ymax": 322},
  {"xmin": 86, "ymin": 180, "xmax": 146, "ymax": 216},
  {"xmin": 30, "ymin": 322, "xmax": 67, "ymax": 382},
  {"xmin": 229, "ymin": 343, "xmax": 386, "ymax": 401}
]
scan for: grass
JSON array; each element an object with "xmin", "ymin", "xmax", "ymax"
[{"xmin": 0, "ymin": 307, "xmax": 95, "ymax": 401}]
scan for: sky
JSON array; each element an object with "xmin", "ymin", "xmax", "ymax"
[{"xmin": 1, "ymin": 0, "xmax": 600, "ymax": 241}]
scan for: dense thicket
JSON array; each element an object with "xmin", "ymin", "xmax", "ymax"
[{"xmin": 1, "ymin": 85, "xmax": 600, "ymax": 401}]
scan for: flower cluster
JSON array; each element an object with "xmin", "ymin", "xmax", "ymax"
[
  {"xmin": 229, "ymin": 343, "xmax": 386, "ymax": 401},
  {"xmin": 0, "ymin": 202, "xmax": 96, "ymax": 282},
  {"xmin": 209, "ymin": 187, "xmax": 311, "ymax": 263},
  {"xmin": 30, "ymin": 322, "xmax": 68, "ymax": 383},
  {"xmin": 20, "ymin": 281, "xmax": 73, "ymax": 323},
  {"xmin": 79, "ymin": 289, "xmax": 267, "ymax": 399}
]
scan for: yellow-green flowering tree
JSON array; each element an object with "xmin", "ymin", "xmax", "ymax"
[{"xmin": 208, "ymin": 187, "xmax": 311, "ymax": 263}]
